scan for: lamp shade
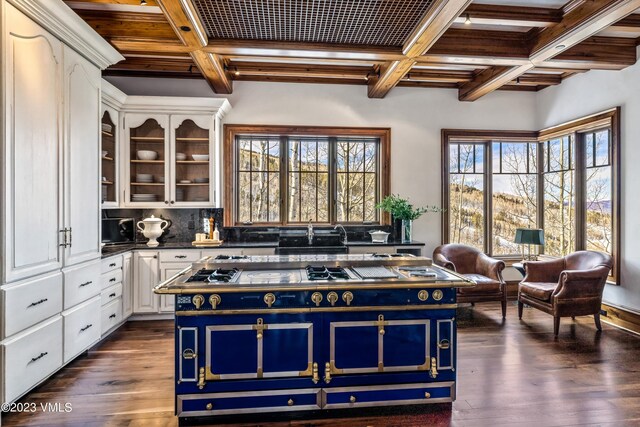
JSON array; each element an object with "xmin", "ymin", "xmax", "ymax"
[{"xmin": 514, "ymin": 228, "xmax": 545, "ymax": 245}]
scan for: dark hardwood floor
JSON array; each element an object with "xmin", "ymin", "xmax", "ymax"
[{"xmin": 4, "ymin": 302, "xmax": 640, "ymax": 427}]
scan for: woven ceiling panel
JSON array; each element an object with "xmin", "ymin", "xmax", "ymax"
[{"xmin": 193, "ymin": 0, "xmax": 434, "ymax": 46}]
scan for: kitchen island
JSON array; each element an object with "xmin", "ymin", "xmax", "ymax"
[{"xmin": 154, "ymin": 254, "xmax": 474, "ymax": 424}]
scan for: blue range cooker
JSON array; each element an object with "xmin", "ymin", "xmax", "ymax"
[{"xmin": 154, "ymin": 254, "xmax": 475, "ymax": 423}]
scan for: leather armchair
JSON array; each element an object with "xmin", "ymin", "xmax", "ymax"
[
  {"xmin": 518, "ymin": 250, "xmax": 613, "ymax": 336},
  {"xmin": 433, "ymin": 244, "xmax": 507, "ymax": 318}
]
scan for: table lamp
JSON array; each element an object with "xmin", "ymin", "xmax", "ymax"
[{"xmin": 514, "ymin": 228, "xmax": 544, "ymax": 261}]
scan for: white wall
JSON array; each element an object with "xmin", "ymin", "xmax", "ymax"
[
  {"xmin": 536, "ymin": 50, "xmax": 640, "ymax": 313},
  {"xmin": 106, "ymin": 76, "xmax": 537, "ymax": 252}
]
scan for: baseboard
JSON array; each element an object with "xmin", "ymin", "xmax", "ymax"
[{"xmin": 601, "ymin": 303, "xmax": 640, "ymax": 335}]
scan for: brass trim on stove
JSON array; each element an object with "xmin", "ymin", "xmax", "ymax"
[
  {"xmin": 177, "ymin": 303, "xmax": 458, "ymax": 316},
  {"xmin": 205, "ymin": 321, "xmax": 314, "ymax": 381},
  {"xmin": 328, "ymin": 318, "xmax": 430, "ymax": 376}
]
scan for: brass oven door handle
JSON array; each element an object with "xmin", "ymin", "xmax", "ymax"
[
  {"xmin": 429, "ymin": 357, "xmax": 438, "ymax": 379},
  {"xmin": 312, "ymin": 362, "xmax": 319, "ymax": 384},
  {"xmin": 324, "ymin": 362, "xmax": 332, "ymax": 384}
]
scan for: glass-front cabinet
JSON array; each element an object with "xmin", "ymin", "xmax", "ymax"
[
  {"xmin": 123, "ymin": 113, "xmax": 215, "ymax": 207},
  {"xmin": 124, "ymin": 114, "xmax": 170, "ymax": 206},
  {"xmin": 170, "ymin": 115, "xmax": 214, "ymax": 206},
  {"xmin": 101, "ymin": 108, "xmax": 118, "ymax": 207}
]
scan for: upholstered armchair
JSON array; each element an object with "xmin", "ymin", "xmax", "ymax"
[
  {"xmin": 518, "ymin": 250, "xmax": 613, "ymax": 336},
  {"xmin": 433, "ymin": 244, "xmax": 507, "ymax": 318}
]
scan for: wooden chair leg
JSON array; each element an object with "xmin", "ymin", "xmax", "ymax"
[
  {"xmin": 518, "ymin": 301, "xmax": 523, "ymax": 319},
  {"xmin": 501, "ymin": 299, "xmax": 507, "ymax": 319},
  {"xmin": 554, "ymin": 316, "xmax": 560, "ymax": 336},
  {"xmin": 571, "ymin": 316, "xmax": 576, "ymax": 320},
  {"xmin": 594, "ymin": 313, "xmax": 602, "ymax": 331}
]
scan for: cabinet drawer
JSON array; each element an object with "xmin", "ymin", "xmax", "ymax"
[
  {"xmin": 2, "ymin": 272, "xmax": 63, "ymax": 338},
  {"xmin": 242, "ymin": 248, "xmax": 276, "ymax": 256},
  {"xmin": 62, "ymin": 297, "xmax": 101, "ymax": 363},
  {"xmin": 2, "ymin": 316, "xmax": 63, "ymax": 404},
  {"xmin": 159, "ymin": 250, "xmax": 201, "ymax": 263},
  {"xmin": 101, "ymin": 269, "xmax": 122, "ymax": 290},
  {"xmin": 101, "ymin": 298, "xmax": 122, "ymax": 335},
  {"xmin": 348, "ymin": 246, "xmax": 395, "ymax": 255},
  {"xmin": 63, "ymin": 261, "xmax": 101, "ymax": 309},
  {"xmin": 101, "ymin": 255, "xmax": 122, "ymax": 273},
  {"xmin": 101, "ymin": 282, "xmax": 123, "ymax": 306},
  {"xmin": 323, "ymin": 382, "xmax": 454, "ymax": 409},
  {"xmin": 177, "ymin": 388, "xmax": 321, "ymax": 417}
]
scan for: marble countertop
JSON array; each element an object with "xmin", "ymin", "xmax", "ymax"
[{"xmin": 101, "ymin": 240, "xmax": 425, "ymax": 258}]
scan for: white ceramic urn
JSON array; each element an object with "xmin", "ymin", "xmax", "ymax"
[{"xmin": 137, "ymin": 215, "xmax": 169, "ymax": 247}]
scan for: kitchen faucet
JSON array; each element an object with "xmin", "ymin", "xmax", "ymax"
[
  {"xmin": 334, "ymin": 224, "xmax": 348, "ymax": 245},
  {"xmin": 307, "ymin": 221, "xmax": 314, "ymax": 245}
]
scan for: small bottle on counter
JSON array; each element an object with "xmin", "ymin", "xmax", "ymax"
[
  {"xmin": 213, "ymin": 225, "xmax": 220, "ymax": 241},
  {"xmin": 208, "ymin": 216, "xmax": 215, "ymax": 240}
]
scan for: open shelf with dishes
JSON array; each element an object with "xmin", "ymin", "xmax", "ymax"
[{"xmin": 101, "ymin": 110, "xmax": 117, "ymax": 205}]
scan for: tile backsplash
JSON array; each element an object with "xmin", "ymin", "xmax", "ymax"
[
  {"xmin": 103, "ymin": 208, "xmax": 223, "ymax": 243},
  {"xmin": 103, "ymin": 208, "xmax": 399, "ymax": 244}
]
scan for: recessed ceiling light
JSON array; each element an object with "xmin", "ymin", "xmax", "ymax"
[
  {"xmin": 140, "ymin": 0, "xmax": 147, "ymax": 5},
  {"xmin": 464, "ymin": 14, "xmax": 472, "ymax": 25},
  {"xmin": 180, "ymin": 26, "xmax": 191, "ymax": 32},
  {"xmin": 556, "ymin": 44, "xmax": 566, "ymax": 49},
  {"xmin": 234, "ymin": 69, "xmax": 240, "ymax": 76}
]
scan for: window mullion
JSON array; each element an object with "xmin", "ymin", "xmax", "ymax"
[
  {"xmin": 485, "ymin": 141, "xmax": 492, "ymax": 255},
  {"xmin": 575, "ymin": 132, "xmax": 587, "ymax": 250},
  {"xmin": 280, "ymin": 136, "xmax": 288, "ymax": 225}
]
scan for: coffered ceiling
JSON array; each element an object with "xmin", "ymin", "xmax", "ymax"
[{"xmin": 64, "ymin": 0, "xmax": 640, "ymax": 101}]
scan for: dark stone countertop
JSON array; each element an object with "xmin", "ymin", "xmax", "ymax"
[{"xmin": 101, "ymin": 240, "xmax": 425, "ymax": 258}]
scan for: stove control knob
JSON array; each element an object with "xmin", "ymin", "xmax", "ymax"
[
  {"xmin": 311, "ymin": 292, "xmax": 323, "ymax": 307},
  {"xmin": 418, "ymin": 290, "xmax": 429, "ymax": 301},
  {"xmin": 192, "ymin": 294, "xmax": 205, "ymax": 310},
  {"xmin": 432, "ymin": 289, "xmax": 443, "ymax": 301},
  {"xmin": 327, "ymin": 292, "xmax": 339, "ymax": 306},
  {"xmin": 264, "ymin": 293, "xmax": 276, "ymax": 308},
  {"xmin": 209, "ymin": 294, "xmax": 221, "ymax": 310},
  {"xmin": 342, "ymin": 291, "xmax": 353, "ymax": 306}
]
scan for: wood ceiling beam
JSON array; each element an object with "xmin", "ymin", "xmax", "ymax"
[
  {"xmin": 459, "ymin": 0, "xmax": 640, "ymax": 101},
  {"xmin": 156, "ymin": 0, "xmax": 232, "ymax": 94},
  {"xmin": 460, "ymin": 4, "xmax": 562, "ymax": 27},
  {"xmin": 229, "ymin": 61, "xmax": 372, "ymax": 80},
  {"xmin": 367, "ymin": 0, "xmax": 472, "ymax": 98},
  {"xmin": 204, "ymin": 39, "xmax": 405, "ymax": 62}
]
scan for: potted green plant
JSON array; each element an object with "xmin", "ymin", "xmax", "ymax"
[{"xmin": 377, "ymin": 195, "xmax": 443, "ymax": 243}]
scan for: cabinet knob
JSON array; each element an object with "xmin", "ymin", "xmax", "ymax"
[
  {"xmin": 349, "ymin": 395, "xmax": 357, "ymax": 403},
  {"xmin": 165, "ymin": 201, "xmax": 169, "ymax": 204},
  {"xmin": 170, "ymin": 201, "xmax": 175, "ymax": 204},
  {"xmin": 287, "ymin": 399, "xmax": 294, "ymax": 406}
]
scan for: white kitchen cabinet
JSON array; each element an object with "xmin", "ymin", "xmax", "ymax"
[
  {"xmin": 122, "ymin": 252, "xmax": 134, "ymax": 318},
  {"xmin": 114, "ymin": 97, "xmax": 230, "ymax": 208},
  {"xmin": 2, "ymin": 3, "xmax": 64, "ymax": 283},
  {"xmin": 0, "ymin": 0, "xmax": 122, "ymax": 404},
  {"xmin": 101, "ymin": 80, "xmax": 126, "ymax": 208},
  {"xmin": 62, "ymin": 45, "xmax": 102, "ymax": 267},
  {"xmin": 133, "ymin": 251, "xmax": 160, "ymax": 313},
  {"xmin": 159, "ymin": 264, "xmax": 191, "ymax": 313}
]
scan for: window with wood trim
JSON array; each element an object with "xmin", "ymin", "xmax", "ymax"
[
  {"xmin": 442, "ymin": 108, "xmax": 621, "ymax": 283},
  {"xmin": 224, "ymin": 125, "xmax": 390, "ymax": 226}
]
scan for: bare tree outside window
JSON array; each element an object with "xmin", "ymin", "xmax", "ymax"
[
  {"xmin": 585, "ymin": 130, "xmax": 613, "ymax": 254},
  {"xmin": 492, "ymin": 142, "xmax": 538, "ymax": 255},
  {"xmin": 543, "ymin": 136, "xmax": 576, "ymax": 257},
  {"xmin": 449, "ymin": 143, "xmax": 484, "ymax": 250},
  {"xmin": 235, "ymin": 134, "xmax": 380, "ymax": 225}
]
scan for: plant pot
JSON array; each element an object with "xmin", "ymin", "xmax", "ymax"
[
  {"xmin": 401, "ymin": 219, "xmax": 413, "ymax": 243},
  {"xmin": 392, "ymin": 217, "xmax": 403, "ymax": 241}
]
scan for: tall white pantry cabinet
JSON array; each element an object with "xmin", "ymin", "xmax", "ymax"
[{"xmin": 0, "ymin": 0, "xmax": 123, "ymax": 405}]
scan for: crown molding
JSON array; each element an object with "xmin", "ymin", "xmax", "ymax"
[{"xmin": 7, "ymin": 0, "xmax": 124, "ymax": 69}]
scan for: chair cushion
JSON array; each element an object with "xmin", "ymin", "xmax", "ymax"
[
  {"xmin": 459, "ymin": 274, "xmax": 501, "ymax": 294},
  {"xmin": 519, "ymin": 282, "xmax": 557, "ymax": 302}
]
